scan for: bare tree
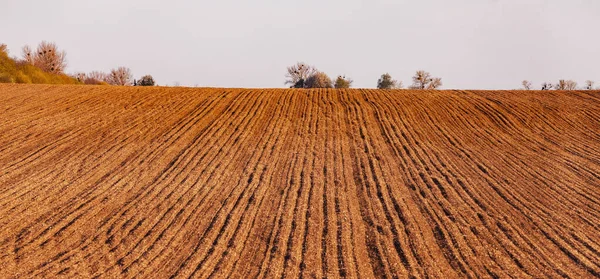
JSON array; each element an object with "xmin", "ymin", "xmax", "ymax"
[
  {"xmin": 106, "ymin": 67, "xmax": 133, "ymax": 86},
  {"xmin": 411, "ymin": 70, "xmax": 431, "ymax": 89},
  {"xmin": 305, "ymin": 72, "xmax": 333, "ymax": 88},
  {"xmin": 585, "ymin": 80, "xmax": 595, "ymax": 90},
  {"xmin": 87, "ymin": 71, "xmax": 108, "ymax": 83},
  {"xmin": 72, "ymin": 71, "xmax": 107, "ymax": 85},
  {"xmin": 554, "ymin": 80, "xmax": 577, "ymax": 90},
  {"xmin": 22, "ymin": 45, "xmax": 33, "ymax": 64},
  {"xmin": 411, "ymin": 70, "xmax": 442, "ymax": 89},
  {"xmin": 285, "ymin": 62, "xmax": 316, "ymax": 88},
  {"xmin": 377, "ymin": 73, "xmax": 400, "ymax": 89},
  {"xmin": 522, "ymin": 80, "xmax": 532, "ymax": 90},
  {"xmin": 22, "ymin": 41, "xmax": 67, "ymax": 73},
  {"xmin": 334, "ymin": 75, "xmax": 353, "ymax": 89},
  {"xmin": 541, "ymin": 82, "xmax": 553, "ymax": 90},
  {"xmin": 565, "ymin": 80, "xmax": 578, "ymax": 90},
  {"xmin": 426, "ymin": 77, "xmax": 443, "ymax": 89}
]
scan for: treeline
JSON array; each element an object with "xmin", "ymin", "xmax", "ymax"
[
  {"xmin": 285, "ymin": 62, "xmax": 443, "ymax": 89},
  {"xmin": 522, "ymin": 80, "xmax": 598, "ymax": 90},
  {"xmin": 0, "ymin": 41, "xmax": 155, "ymax": 86}
]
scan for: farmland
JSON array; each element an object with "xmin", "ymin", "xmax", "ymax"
[{"xmin": 0, "ymin": 84, "xmax": 599, "ymax": 278}]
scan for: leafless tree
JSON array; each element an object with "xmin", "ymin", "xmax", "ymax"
[
  {"xmin": 305, "ymin": 72, "xmax": 333, "ymax": 88},
  {"xmin": 22, "ymin": 41, "xmax": 67, "ymax": 73},
  {"xmin": 411, "ymin": 70, "xmax": 431, "ymax": 89},
  {"xmin": 285, "ymin": 62, "xmax": 316, "ymax": 88},
  {"xmin": 585, "ymin": 80, "xmax": 595, "ymax": 90},
  {"xmin": 565, "ymin": 80, "xmax": 578, "ymax": 90},
  {"xmin": 105, "ymin": 67, "xmax": 133, "ymax": 86},
  {"xmin": 87, "ymin": 71, "xmax": 108, "ymax": 83},
  {"xmin": 411, "ymin": 70, "xmax": 442, "ymax": 89},
  {"xmin": 377, "ymin": 73, "xmax": 401, "ymax": 89},
  {"xmin": 426, "ymin": 77, "xmax": 443, "ymax": 89},
  {"xmin": 22, "ymin": 45, "xmax": 33, "ymax": 64},
  {"xmin": 522, "ymin": 80, "xmax": 532, "ymax": 90},
  {"xmin": 541, "ymin": 82, "xmax": 553, "ymax": 90},
  {"xmin": 554, "ymin": 80, "xmax": 577, "ymax": 90}
]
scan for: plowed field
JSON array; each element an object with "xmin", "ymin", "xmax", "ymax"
[{"xmin": 1, "ymin": 84, "xmax": 599, "ymax": 278}]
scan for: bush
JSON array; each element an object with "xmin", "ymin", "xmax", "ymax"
[
  {"xmin": 305, "ymin": 72, "xmax": 333, "ymax": 88},
  {"xmin": 15, "ymin": 72, "xmax": 31, "ymax": 83},
  {"xmin": 334, "ymin": 75, "xmax": 353, "ymax": 88},
  {"xmin": 0, "ymin": 73, "xmax": 14, "ymax": 83},
  {"xmin": 137, "ymin": 75, "xmax": 155, "ymax": 86},
  {"xmin": 377, "ymin": 73, "xmax": 400, "ymax": 89}
]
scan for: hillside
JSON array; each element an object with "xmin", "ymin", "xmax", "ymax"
[
  {"xmin": 0, "ymin": 49, "xmax": 79, "ymax": 85},
  {"xmin": 0, "ymin": 84, "xmax": 599, "ymax": 278}
]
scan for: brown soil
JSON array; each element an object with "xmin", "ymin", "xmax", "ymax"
[{"xmin": 0, "ymin": 84, "xmax": 599, "ymax": 278}]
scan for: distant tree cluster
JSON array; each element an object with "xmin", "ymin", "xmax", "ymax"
[
  {"xmin": 0, "ymin": 41, "xmax": 157, "ymax": 86},
  {"xmin": 284, "ymin": 62, "xmax": 339, "ymax": 89},
  {"xmin": 375, "ymin": 71, "xmax": 441, "ymax": 90},
  {"xmin": 0, "ymin": 43, "xmax": 79, "ymax": 84},
  {"xmin": 285, "ymin": 63, "xmax": 444, "ymax": 90},
  {"xmin": 523, "ymin": 79, "xmax": 596, "ymax": 90}
]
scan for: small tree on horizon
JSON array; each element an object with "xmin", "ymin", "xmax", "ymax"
[
  {"xmin": 137, "ymin": 75, "xmax": 155, "ymax": 86},
  {"xmin": 411, "ymin": 70, "xmax": 442, "ymax": 89},
  {"xmin": 334, "ymin": 75, "xmax": 353, "ymax": 89},
  {"xmin": 22, "ymin": 41, "xmax": 67, "ymax": 74},
  {"xmin": 305, "ymin": 72, "xmax": 333, "ymax": 88},
  {"xmin": 285, "ymin": 62, "xmax": 316, "ymax": 88},
  {"xmin": 585, "ymin": 80, "xmax": 595, "ymax": 90},
  {"xmin": 106, "ymin": 67, "xmax": 133, "ymax": 86},
  {"xmin": 426, "ymin": 77, "xmax": 443, "ymax": 89},
  {"xmin": 541, "ymin": 82, "xmax": 553, "ymax": 90},
  {"xmin": 377, "ymin": 73, "xmax": 400, "ymax": 89},
  {"xmin": 522, "ymin": 80, "xmax": 532, "ymax": 90},
  {"xmin": 554, "ymin": 80, "xmax": 577, "ymax": 90}
]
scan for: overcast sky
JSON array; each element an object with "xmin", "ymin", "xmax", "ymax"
[{"xmin": 1, "ymin": 0, "xmax": 599, "ymax": 89}]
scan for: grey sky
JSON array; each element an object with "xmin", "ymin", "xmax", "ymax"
[{"xmin": 2, "ymin": 0, "xmax": 599, "ymax": 89}]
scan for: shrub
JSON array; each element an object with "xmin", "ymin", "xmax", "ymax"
[
  {"xmin": 334, "ymin": 75, "xmax": 353, "ymax": 88},
  {"xmin": 305, "ymin": 72, "xmax": 333, "ymax": 88},
  {"xmin": 377, "ymin": 73, "xmax": 400, "ymax": 89},
  {"xmin": 137, "ymin": 75, "xmax": 155, "ymax": 86},
  {"xmin": 0, "ymin": 73, "xmax": 14, "ymax": 83},
  {"xmin": 15, "ymin": 72, "xmax": 32, "ymax": 83}
]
